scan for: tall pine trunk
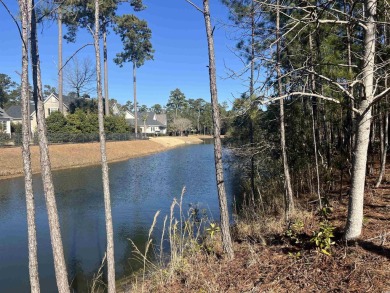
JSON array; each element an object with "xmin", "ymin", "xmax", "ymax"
[
  {"xmin": 375, "ymin": 98, "xmax": 388, "ymax": 187},
  {"xmin": 375, "ymin": 24, "xmax": 389, "ymax": 187},
  {"xmin": 30, "ymin": 0, "xmax": 70, "ymax": 291},
  {"xmin": 143, "ymin": 118, "xmax": 147, "ymax": 138},
  {"xmin": 309, "ymin": 32, "xmax": 322, "ymax": 208},
  {"xmin": 345, "ymin": 0, "xmax": 377, "ymax": 240},
  {"xmin": 203, "ymin": 0, "xmax": 234, "ymax": 259},
  {"xmin": 197, "ymin": 109, "xmax": 200, "ymax": 134},
  {"xmin": 276, "ymin": 0, "xmax": 294, "ymax": 220},
  {"xmin": 103, "ymin": 24, "xmax": 110, "ymax": 116},
  {"xmin": 94, "ymin": 1, "xmax": 116, "ymax": 291},
  {"xmin": 19, "ymin": 0, "xmax": 40, "ymax": 291},
  {"xmin": 347, "ymin": 16, "xmax": 355, "ymax": 159},
  {"xmin": 133, "ymin": 63, "xmax": 138, "ymax": 138},
  {"xmin": 58, "ymin": 5, "xmax": 63, "ymax": 113},
  {"xmin": 249, "ymin": 0, "xmax": 256, "ymax": 202}
]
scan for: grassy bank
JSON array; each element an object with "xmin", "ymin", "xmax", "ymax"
[
  {"xmin": 0, "ymin": 136, "xmax": 208, "ymax": 180},
  {"xmin": 115, "ymin": 168, "xmax": 390, "ymax": 293}
]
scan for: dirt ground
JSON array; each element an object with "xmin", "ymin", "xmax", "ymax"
[
  {"xmin": 156, "ymin": 190, "xmax": 390, "ymax": 293},
  {"xmin": 120, "ymin": 165, "xmax": 390, "ymax": 293},
  {"xmin": 0, "ymin": 136, "xmax": 208, "ymax": 179}
]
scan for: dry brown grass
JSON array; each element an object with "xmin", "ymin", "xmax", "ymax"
[
  {"xmin": 117, "ymin": 187, "xmax": 220, "ymax": 293},
  {"xmin": 0, "ymin": 136, "xmax": 207, "ymax": 180},
  {"xmin": 117, "ymin": 170, "xmax": 390, "ymax": 293},
  {"xmin": 121, "ymin": 195, "xmax": 390, "ymax": 292}
]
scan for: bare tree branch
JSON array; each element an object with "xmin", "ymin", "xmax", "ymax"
[
  {"xmin": 64, "ymin": 56, "xmax": 96, "ymax": 97},
  {"xmin": 0, "ymin": 1, "xmax": 25, "ymax": 49},
  {"xmin": 260, "ymin": 92, "xmax": 360, "ymax": 114},
  {"xmin": 185, "ymin": 0, "xmax": 204, "ymax": 14},
  {"xmin": 304, "ymin": 68, "xmax": 356, "ymax": 101},
  {"xmin": 60, "ymin": 43, "xmax": 93, "ymax": 73}
]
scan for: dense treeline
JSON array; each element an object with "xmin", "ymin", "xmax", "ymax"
[
  {"xmin": 165, "ymin": 88, "xmax": 230, "ymax": 135},
  {"xmin": 224, "ymin": 0, "xmax": 389, "ymax": 240}
]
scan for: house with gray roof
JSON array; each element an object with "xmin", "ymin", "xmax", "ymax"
[
  {"xmin": 6, "ymin": 93, "xmax": 75, "ymax": 133},
  {"xmin": 5, "ymin": 101, "xmax": 35, "ymax": 122},
  {"xmin": 126, "ymin": 112, "xmax": 167, "ymax": 135},
  {"xmin": 0, "ymin": 107, "xmax": 12, "ymax": 135}
]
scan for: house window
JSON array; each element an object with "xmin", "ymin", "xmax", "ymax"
[{"xmin": 48, "ymin": 108, "xmax": 59, "ymax": 115}]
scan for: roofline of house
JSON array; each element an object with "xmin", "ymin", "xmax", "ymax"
[{"xmin": 29, "ymin": 93, "xmax": 70, "ymax": 116}]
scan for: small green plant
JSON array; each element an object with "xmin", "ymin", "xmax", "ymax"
[
  {"xmin": 310, "ymin": 221, "xmax": 335, "ymax": 255},
  {"xmin": 188, "ymin": 204, "xmax": 207, "ymax": 224},
  {"xmin": 319, "ymin": 205, "xmax": 333, "ymax": 219},
  {"xmin": 206, "ymin": 223, "xmax": 220, "ymax": 238},
  {"xmin": 288, "ymin": 251, "xmax": 301, "ymax": 258},
  {"xmin": 202, "ymin": 223, "xmax": 222, "ymax": 255},
  {"xmin": 285, "ymin": 219, "xmax": 304, "ymax": 244},
  {"xmin": 363, "ymin": 216, "xmax": 369, "ymax": 226}
]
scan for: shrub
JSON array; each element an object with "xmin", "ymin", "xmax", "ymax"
[
  {"xmin": 11, "ymin": 122, "xmax": 22, "ymax": 134},
  {"xmin": 104, "ymin": 115, "xmax": 129, "ymax": 133},
  {"xmin": 310, "ymin": 221, "xmax": 335, "ymax": 255},
  {"xmin": 0, "ymin": 132, "xmax": 11, "ymax": 145},
  {"xmin": 46, "ymin": 112, "xmax": 67, "ymax": 133}
]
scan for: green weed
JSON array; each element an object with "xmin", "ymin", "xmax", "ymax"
[{"xmin": 310, "ymin": 221, "xmax": 335, "ymax": 255}]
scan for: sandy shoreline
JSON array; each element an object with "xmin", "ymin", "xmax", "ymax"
[{"xmin": 0, "ymin": 136, "xmax": 209, "ymax": 180}]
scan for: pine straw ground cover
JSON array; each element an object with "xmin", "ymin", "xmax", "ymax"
[{"xmin": 119, "ymin": 172, "xmax": 390, "ymax": 293}]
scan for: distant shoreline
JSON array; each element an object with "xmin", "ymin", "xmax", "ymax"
[{"xmin": 0, "ymin": 135, "xmax": 210, "ymax": 180}]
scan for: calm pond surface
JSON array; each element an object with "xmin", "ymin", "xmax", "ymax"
[{"xmin": 0, "ymin": 143, "xmax": 239, "ymax": 292}]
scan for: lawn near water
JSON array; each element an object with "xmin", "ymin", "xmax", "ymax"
[{"xmin": 0, "ymin": 136, "xmax": 207, "ymax": 179}]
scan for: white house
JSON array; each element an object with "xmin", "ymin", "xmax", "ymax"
[
  {"xmin": 111, "ymin": 102, "xmax": 167, "ymax": 135},
  {"xmin": 6, "ymin": 93, "xmax": 73, "ymax": 133},
  {"xmin": 111, "ymin": 103, "xmax": 138, "ymax": 119},
  {"xmin": 127, "ymin": 112, "xmax": 167, "ymax": 135},
  {"xmin": 0, "ymin": 107, "xmax": 12, "ymax": 135},
  {"xmin": 111, "ymin": 102, "xmax": 122, "ymax": 116}
]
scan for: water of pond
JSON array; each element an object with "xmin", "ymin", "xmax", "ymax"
[{"xmin": 0, "ymin": 143, "xmax": 239, "ymax": 292}]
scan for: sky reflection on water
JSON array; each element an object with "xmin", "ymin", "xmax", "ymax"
[{"xmin": 0, "ymin": 143, "xmax": 238, "ymax": 292}]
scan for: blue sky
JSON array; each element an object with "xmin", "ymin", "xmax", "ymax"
[{"xmin": 0, "ymin": 0, "xmax": 249, "ymax": 108}]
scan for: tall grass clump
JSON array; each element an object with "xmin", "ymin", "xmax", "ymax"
[
  {"xmin": 90, "ymin": 253, "xmax": 107, "ymax": 293},
  {"xmin": 120, "ymin": 187, "xmax": 220, "ymax": 292}
]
